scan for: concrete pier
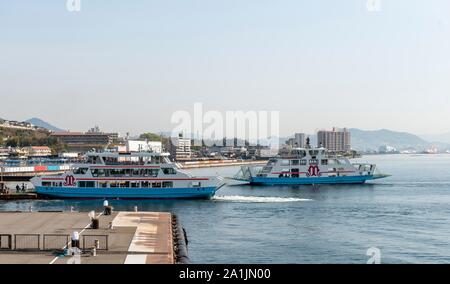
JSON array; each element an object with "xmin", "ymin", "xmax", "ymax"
[{"xmin": 0, "ymin": 211, "xmax": 182, "ymax": 264}]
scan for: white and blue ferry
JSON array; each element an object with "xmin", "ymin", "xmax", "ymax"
[
  {"xmin": 31, "ymin": 151, "xmax": 224, "ymax": 199},
  {"xmin": 233, "ymin": 147, "xmax": 389, "ymax": 185}
]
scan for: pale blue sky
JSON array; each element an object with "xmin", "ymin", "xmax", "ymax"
[{"xmin": 1, "ymin": 0, "xmax": 449, "ymax": 136}]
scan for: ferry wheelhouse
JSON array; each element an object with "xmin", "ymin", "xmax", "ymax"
[
  {"xmin": 233, "ymin": 147, "xmax": 389, "ymax": 185},
  {"xmin": 31, "ymin": 151, "xmax": 224, "ymax": 199}
]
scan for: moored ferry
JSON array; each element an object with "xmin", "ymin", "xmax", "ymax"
[
  {"xmin": 232, "ymin": 147, "xmax": 389, "ymax": 185},
  {"xmin": 31, "ymin": 151, "xmax": 224, "ymax": 199}
]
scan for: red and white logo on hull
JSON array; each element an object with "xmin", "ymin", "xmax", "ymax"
[
  {"xmin": 64, "ymin": 175, "xmax": 76, "ymax": 186},
  {"xmin": 307, "ymin": 165, "xmax": 320, "ymax": 177}
]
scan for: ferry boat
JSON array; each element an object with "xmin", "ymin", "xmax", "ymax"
[
  {"xmin": 31, "ymin": 151, "xmax": 224, "ymax": 199},
  {"xmin": 232, "ymin": 147, "xmax": 389, "ymax": 185}
]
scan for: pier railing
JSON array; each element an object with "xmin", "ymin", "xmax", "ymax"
[
  {"xmin": 43, "ymin": 234, "xmax": 71, "ymax": 251},
  {"xmin": 14, "ymin": 234, "xmax": 40, "ymax": 250},
  {"xmin": 82, "ymin": 235, "xmax": 109, "ymax": 251},
  {"xmin": 0, "ymin": 233, "xmax": 109, "ymax": 252},
  {"xmin": 0, "ymin": 234, "xmax": 12, "ymax": 250}
]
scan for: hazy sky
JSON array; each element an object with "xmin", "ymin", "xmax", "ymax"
[{"xmin": 1, "ymin": 0, "xmax": 450, "ymax": 136}]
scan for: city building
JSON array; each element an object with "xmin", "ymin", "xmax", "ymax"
[
  {"xmin": 379, "ymin": 145, "xmax": 398, "ymax": 154},
  {"xmin": 286, "ymin": 133, "xmax": 306, "ymax": 148},
  {"xmin": 166, "ymin": 134, "xmax": 192, "ymax": 161},
  {"xmin": 123, "ymin": 140, "xmax": 162, "ymax": 153},
  {"xmin": 51, "ymin": 131, "xmax": 118, "ymax": 152},
  {"xmin": 317, "ymin": 127, "xmax": 351, "ymax": 152},
  {"xmin": 24, "ymin": 146, "xmax": 52, "ymax": 157}
]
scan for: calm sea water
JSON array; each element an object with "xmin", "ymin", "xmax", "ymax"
[{"xmin": 2, "ymin": 154, "xmax": 450, "ymax": 264}]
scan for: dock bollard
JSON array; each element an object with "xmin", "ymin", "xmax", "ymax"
[
  {"xmin": 89, "ymin": 211, "xmax": 99, "ymax": 229},
  {"xmin": 103, "ymin": 200, "xmax": 112, "ymax": 215},
  {"xmin": 91, "ymin": 218, "xmax": 99, "ymax": 229}
]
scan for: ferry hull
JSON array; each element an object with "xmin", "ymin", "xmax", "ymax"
[
  {"xmin": 35, "ymin": 186, "xmax": 217, "ymax": 199},
  {"xmin": 248, "ymin": 175, "xmax": 375, "ymax": 185}
]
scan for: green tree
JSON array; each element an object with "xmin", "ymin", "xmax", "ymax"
[{"xmin": 139, "ymin": 132, "xmax": 162, "ymax": 141}]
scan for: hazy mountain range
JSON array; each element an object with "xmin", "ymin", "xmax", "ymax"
[
  {"xmin": 420, "ymin": 132, "xmax": 450, "ymax": 144},
  {"xmin": 25, "ymin": 118, "xmax": 64, "ymax": 132},
  {"xmin": 348, "ymin": 128, "xmax": 431, "ymax": 151}
]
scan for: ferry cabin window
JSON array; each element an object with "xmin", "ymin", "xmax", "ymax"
[
  {"xmin": 110, "ymin": 182, "xmax": 118, "ymax": 188},
  {"xmin": 151, "ymin": 156, "xmax": 162, "ymax": 164},
  {"xmin": 162, "ymin": 181, "xmax": 173, "ymax": 188},
  {"xmin": 131, "ymin": 182, "xmax": 140, "ymax": 188},
  {"xmin": 91, "ymin": 169, "xmax": 106, "ymax": 177},
  {"xmin": 142, "ymin": 169, "xmax": 159, "ymax": 177},
  {"xmin": 120, "ymin": 181, "xmax": 130, "ymax": 188},
  {"xmin": 104, "ymin": 157, "xmax": 119, "ymax": 165},
  {"xmin": 99, "ymin": 182, "xmax": 108, "ymax": 188},
  {"xmin": 291, "ymin": 160, "xmax": 299, "ymax": 165},
  {"xmin": 78, "ymin": 181, "xmax": 95, "ymax": 188},
  {"xmin": 73, "ymin": 168, "xmax": 88, "ymax": 175},
  {"xmin": 309, "ymin": 159, "xmax": 318, "ymax": 164},
  {"xmin": 321, "ymin": 159, "xmax": 328, "ymax": 165},
  {"xmin": 300, "ymin": 160, "xmax": 307, "ymax": 165},
  {"xmin": 152, "ymin": 182, "xmax": 162, "ymax": 188},
  {"xmin": 141, "ymin": 181, "xmax": 150, "ymax": 188},
  {"xmin": 42, "ymin": 182, "xmax": 51, "ymax": 186},
  {"xmin": 192, "ymin": 181, "xmax": 201, "ymax": 188},
  {"xmin": 162, "ymin": 168, "xmax": 176, "ymax": 175}
]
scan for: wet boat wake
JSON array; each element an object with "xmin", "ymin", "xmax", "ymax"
[{"xmin": 212, "ymin": 195, "xmax": 312, "ymax": 203}]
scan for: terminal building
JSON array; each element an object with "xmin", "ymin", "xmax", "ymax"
[
  {"xmin": 51, "ymin": 131, "xmax": 118, "ymax": 152},
  {"xmin": 317, "ymin": 127, "xmax": 351, "ymax": 153}
]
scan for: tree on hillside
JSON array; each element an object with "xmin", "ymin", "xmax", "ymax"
[{"xmin": 139, "ymin": 132, "xmax": 163, "ymax": 141}]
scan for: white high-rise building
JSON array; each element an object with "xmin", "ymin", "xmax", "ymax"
[{"xmin": 286, "ymin": 133, "xmax": 306, "ymax": 148}]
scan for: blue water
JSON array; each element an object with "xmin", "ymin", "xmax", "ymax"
[{"xmin": 2, "ymin": 154, "xmax": 450, "ymax": 263}]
